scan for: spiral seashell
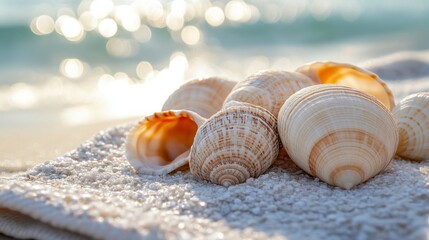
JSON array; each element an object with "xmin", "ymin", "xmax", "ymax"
[
  {"xmin": 223, "ymin": 70, "xmax": 314, "ymax": 118},
  {"xmin": 296, "ymin": 62, "xmax": 395, "ymax": 110},
  {"xmin": 126, "ymin": 110, "xmax": 206, "ymax": 175},
  {"xmin": 189, "ymin": 103, "xmax": 279, "ymax": 187},
  {"xmin": 278, "ymin": 85, "xmax": 398, "ymax": 189},
  {"xmin": 392, "ymin": 92, "xmax": 429, "ymax": 161},
  {"xmin": 162, "ymin": 77, "xmax": 236, "ymax": 118}
]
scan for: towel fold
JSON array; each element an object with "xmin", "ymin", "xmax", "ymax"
[{"xmin": 1, "ymin": 52, "xmax": 429, "ymax": 240}]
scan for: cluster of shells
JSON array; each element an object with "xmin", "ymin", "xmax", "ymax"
[{"xmin": 125, "ymin": 62, "xmax": 429, "ymax": 189}]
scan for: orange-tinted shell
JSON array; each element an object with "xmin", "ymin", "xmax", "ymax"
[
  {"xmin": 296, "ymin": 62, "xmax": 395, "ymax": 110},
  {"xmin": 126, "ymin": 110, "xmax": 206, "ymax": 175}
]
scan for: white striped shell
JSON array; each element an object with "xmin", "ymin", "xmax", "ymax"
[
  {"xmin": 189, "ymin": 103, "xmax": 279, "ymax": 186},
  {"xmin": 126, "ymin": 110, "xmax": 206, "ymax": 175},
  {"xmin": 223, "ymin": 70, "xmax": 314, "ymax": 118},
  {"xmin": 162, "ymin": 77, "xmax": 236, "ymax": 118},
  {"xmin": 392, "ymin": 92, "xmax": 429, "ymax": 161},
  {"xmin": 278, "ymin": 85, "xmax": 398, "ymax": 189},
  {"xmin": 296, "ymin": 62, "xmax": 395, "ymax": 110}
]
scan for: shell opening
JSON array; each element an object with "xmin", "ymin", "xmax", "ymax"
[
  {"xmin": 317, "ymin": 65, "xmax": 392, "ymax": 110},
  {"xmin": 137, "ymin": 114, "xmax": 198, "ymax": 167}
]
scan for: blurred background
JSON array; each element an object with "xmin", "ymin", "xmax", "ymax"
[{"xmin": 1, "ymin": 0, "xmax": 429, "ymax": 175}]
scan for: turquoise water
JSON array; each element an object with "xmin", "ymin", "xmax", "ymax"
[{"xmin": 1, "ymin": 0, "xmax": 429, "ymax": 129}]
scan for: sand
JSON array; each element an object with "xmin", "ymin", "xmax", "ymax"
[
  {"xmin": 0, "ymin": 52, "xmax": 429, "ymax": 240},
  {"xmin": 0, "ymin": 118, "xmax": 139, "ymax": 177}
]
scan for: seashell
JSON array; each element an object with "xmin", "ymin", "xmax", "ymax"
[
  {"xmin": 223, "ymin": 70, "xmax": 314, "ymax": 118},
  {"xmin": 278, "ymin": 85, "xmax": 398, "ymax": 189},
  {"xmin": 392, "ymin": 92, "xmax": 429, "ymax": 161},
  {"xmin": 189, "ymin": 103, "xmax": 279, "ymax": 187},
  {"xmin": 296, "ymin": 62, "xmax": 395, "ymax": 110},
  {"xmin": 126, "ymin": 110, "xmax": 206, "ymax": 175},
  {"xmin": 162, "ymin": 77, "xmax": 236, "ymax": 118}
]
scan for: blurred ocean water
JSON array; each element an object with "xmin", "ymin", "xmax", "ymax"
[{"xmin": 1, "ymin": 0, "xmax": 429, "ymax": 131}]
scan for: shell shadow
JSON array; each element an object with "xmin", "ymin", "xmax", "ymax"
[
  {"xmin": 185, "ymin": 158, "xmax": 429, "ymax": 240},
  {"xmin": 64, "ymin": 124, "xmax": 429, "ymax": 239}
]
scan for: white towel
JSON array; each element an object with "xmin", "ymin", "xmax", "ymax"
[{"xmin": 1, "ymin": 53, "xmax": 429, "ymax": 240}]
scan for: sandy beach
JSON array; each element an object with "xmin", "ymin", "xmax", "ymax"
[{"xmin": 0, "ymin": 118, "xmax": 138, "ymax": 177}]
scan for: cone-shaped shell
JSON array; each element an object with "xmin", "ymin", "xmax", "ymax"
[
  {"xmin": 223, "ymin": 70, "xmax": 314, "ymax": 118},
  {"xmin": 278, "ymin": 85, "xmax": 398, "ymax": 189},
  {"xmin": 189, "ymin": 103, "xmax": 279, "ymax": 187},
  {"xmin": 296, "ymin": 62, "xmax": 395, "ymax": 110},
  {"xmin": 162, "ymin": 77, "xmax": 236, "ymax": 118},
  {"xmin": 392, "ymin": 92, "xmax": 429, "ymax": 161},
  {"xmin": 126, "ymin": 110, "xmax": 206, "ymax": 175}
]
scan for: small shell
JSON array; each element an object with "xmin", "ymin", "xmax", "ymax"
[
  {"xmin": 126, "ymin": 110, "xmax": 206, "ymax": 175},
  {"xmin": 162, "ymin": 77, "xmax": 236, "ymax": 118},
  {"xmin": 223, "ymin": 70, "xmax": 314, "ymax": 118},
  {"xmin": 278, "ymin": 85, "xmax": 398, "ymax": 189},
  {"xmin": 189, "ymin": 103, "xmax": 279, "ymax": 187},
  {"xmin": 392, "ymin": 92, "xmax": 429, "ymax": 161},
  {"xmin": 296, "ymin": 62, "xmax": 395, "ymax": 110}
]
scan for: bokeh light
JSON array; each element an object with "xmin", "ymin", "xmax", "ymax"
[
  {"xmin": 114, "ymin": 5, "xmax": 141, "ymax": 32},
  {"xmin": 166, "ymin": 14, "xmax": 184, "ymax": 31},
  {"xmin": 181, "ymin": 25, "xmax": 200, "ymax": 45},
  {"xmin": 5, "ymin": 0, "xmax": 429, "ymax": 131},
  {"xmin": 225, "ymin": 0, "xmax": 252, "ymax": 23},
  {"xmin": 106, "ymin": 38, "xmax": 138, "ymax": 58},
  {"xmin": 132, "ymin": 24, "xmax": 152, "ymax": 43},
  {"xmin": 98, "ymin": 18, "xmax": 118, "ymax": 38},
  {"xmin": 30, "ymin": 15, "xmax": 55, "ymax": 35},
  {"xmin": 205, "ymin": 7, "xmax": 225, "ymax": 27},
  {"xmin": 136, "ymin": 61, "xmax": 153, "ymax": 80},
  {"xmin": 56, "ymin": 15, "xmax": 85, "ymax": 41},
  {"xmin": 60, "ymin": 58, "xmax": 84, "ymax": 79},
  {"xmin": 169, "ymin": 52, "xmax": 188, "ymax": 73},
  {"xmin": 79, "ymin": 11, "xmax": 98, "ymax": 31},
  {"xmin": 90, "ymin": 0, "xmax": 114, "ymax": 19}
]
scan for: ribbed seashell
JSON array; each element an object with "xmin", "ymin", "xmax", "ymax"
[
  {"xmin": 189, "ymin": 103, "xmax": 279, "ymax": 187},
  {"xmin": 296, "ymin": 62, "xmax": 395, "ymax": 110},
  {"xmin": 278, "ymin": 85, "xmax": 398, "ymax": 189},
  {"xmin": 392, "ymin": 92, "xmax": 429, "ymax": 161},
  {"xmin": 162, "ymin": 77, "xmax": 236, "ymax": 118},
  {"xmin": 126, "ymin": 110, "xmax": 206, "ymax": 175},
  {"xmin": 223, "ymin": 70, "xmax": 314, "ymax": 118}
]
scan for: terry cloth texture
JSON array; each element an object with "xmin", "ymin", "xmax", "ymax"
[{"xmin": 1, "ymin": 52, "xmax": 429, "ymax": 240}]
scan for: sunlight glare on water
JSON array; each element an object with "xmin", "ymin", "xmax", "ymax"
[
  {"xmin": 1, "ymin": 0, "xmax": 429, "ymax": 130},
  {"xmin": 205, "ymin": 7, "xmax": 225, "ymax": 27},
  {"xmin": 97, "ymin": 18, "xmax": 118, "ymax": 38},
  {"xmin": 114, "ymin": 5, "xmax": 141, "ymax": 32},
  {"xmin": 60, "ymin": 59, "xmax": 85, "ymax": 79},
  {"xmin": 30, "ymin": 15, "xmax": 55, "ymax": 35},
  {"xmin": 90, "ymin": 0, "xmax": 114, "ymax": 19},
  {"xmin": 181, "ymin": 25, "xmax": 200, "ymax": 45}
]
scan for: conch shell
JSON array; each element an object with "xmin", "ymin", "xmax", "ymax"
[
  {"xmin": 223, "ymin": 70, "xmax": 314, "ymax": 118},
  {"xmin": 162, "ymin": 77, "xmax": 236, "ymax": 118},
  {"xmin": 126, "ymin": 110, "xmax": 206, "ymax": 175},
  {"xmin": 189, "ymin": 102, "xmax": 279, "ymax": 187},
  {"xmin": 392, "ymin": 92, "xmax": 429, "ymax": 161},
  {"xmin": 278, "ymin": 85, "xmax": 398, "ymax": 189},
  {"xmin": 296, "ymin": 62, "xmax": 395, "ymax": 110}
]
